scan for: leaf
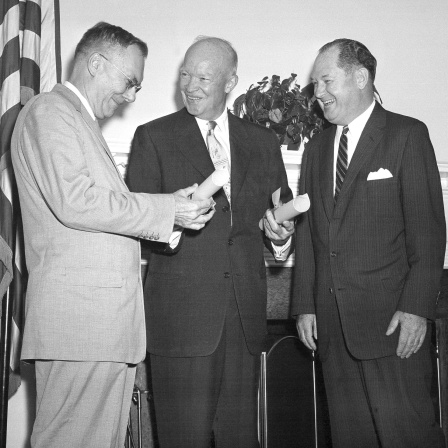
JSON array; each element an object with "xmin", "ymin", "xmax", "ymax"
[
  {"xmin": 269, "ymin": 108, "xmax": 283, "ymax": 123},
  {"xmin": 232, "ymin": 93, "xmax": 247, "ymax": 118}
]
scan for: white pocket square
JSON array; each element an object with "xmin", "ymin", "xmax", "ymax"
[{"xmin": 367, "ymin": 168, "xmax": 393, "ymax": 181}]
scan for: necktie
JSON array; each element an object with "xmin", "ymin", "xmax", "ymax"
[
  {"xmin": 207, "ymin": 121, "xmax": 231, "ymax": 204},
  {"xmin": 335, "ymin": 125, "xmax": 349, "ymax": 202}
]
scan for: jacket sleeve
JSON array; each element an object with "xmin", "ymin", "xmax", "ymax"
[
  {"xmin": 15, "ymin": 95, "xmax": 175, "ymax": 242},
  {"xmin": 263, "ymin": 130, "xmax": 295, "ymax": 257},
  {"xmin": 291, "ymin": 142, "xmax": 316, "ymax": 316},
  {"xmin": 396, "ymin": 121, "xmax": 446, "ymax": 319},
  {"xmin": 127, "ymin": 123, "xmax": 182, "ymax": 255}
]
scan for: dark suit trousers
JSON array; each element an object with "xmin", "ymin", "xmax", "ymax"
[
  {"xmin": 150, "ymin": 294, "xmax": 260, "ymax": 448},
  {"xmin": 321, "ymin": 296, "xmax": 445, "ymax": 448}
]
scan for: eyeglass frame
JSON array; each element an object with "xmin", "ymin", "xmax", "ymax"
[{"xmin": 98, "ymin": 53, "xmax": 142, "ymax": 93}]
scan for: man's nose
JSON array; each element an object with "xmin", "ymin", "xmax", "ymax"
[
  {"xmin": 185, "ymin": 76, "xmax": 199, "ymax": 92},
  {"xmin": 123, "ymin": 87, "xmax": 137, "ymax": 103},
  {"xmin": 314, "ymin": 82, "xmax": 325, "ymax": 98}
]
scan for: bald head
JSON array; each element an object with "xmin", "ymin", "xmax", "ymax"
[
  {"xmin": 187, "ymin": 37, "xmax": 238, "ymax": 76},
  {"xmin": 180, "ymin": 36, "xmax": 239, "ymax": 120}
]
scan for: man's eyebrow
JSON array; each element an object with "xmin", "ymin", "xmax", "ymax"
[{"xmin": 311, "ymin": 73, "xmax": 331, "ymax": 81}]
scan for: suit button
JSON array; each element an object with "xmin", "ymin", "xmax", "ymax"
[
  {"xmin": 222, "ymin": 205, "xmax": 230, "ymax": 212},
  {"xmin": 329, "ymin": 288, "xmax": 333, "ymax": 294},
  {"xmin": 330, "ymin": 252, "xmax": 337, "ymax": 257},
  {"xmin": 228, "ymin": 239, "xmax": 233, "ymax": 245},
  {"xmin": 224, "ymin": 272, "xmax": 230, "ymax": 278}
]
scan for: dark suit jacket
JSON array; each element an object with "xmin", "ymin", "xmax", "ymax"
[
  {"xmin": 292, "ymin": 102, "xmax": 446, "ymax": 361},
  {"xmin": 127, "ymin": 108, "xmax": 292, "ymax": 357}
]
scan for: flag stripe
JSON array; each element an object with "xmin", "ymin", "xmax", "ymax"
[
  {"xmin": 20, "ymin": 58, "xmax": 40, "ymax": 100},
  {"xmin": 1, "ymin": 71, "xmax": 20, "ymax": 114},
  {"xmin": 1, "ymin": 0, "xmax": 19, "ymax": 17},
  {"xmin": 22, "ymin": 30, "xmax": 41, "ymax": 62},
  {"xmin": 0, "ymin": 4, "xmax": 20, "ymax": 59},
  {"xmin": 20, "ymin": 1, "xmax": 41, "ymax": 36},
  {"xmin": 0, "ymin": 37, "xmax": 21, "ymax": 84}
]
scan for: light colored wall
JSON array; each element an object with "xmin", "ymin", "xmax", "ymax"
[
  {"xmin": 60, "ymin": 0, "xmax": 448, "ymax": 162},
  {"xmin": 7, "ymin": 1, "xmax": 448, "ymax": 446}
]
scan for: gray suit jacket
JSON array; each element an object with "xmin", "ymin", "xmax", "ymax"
[{"xmin": 11, "ymin": 84, "xmax": 175, "ymax": 363}]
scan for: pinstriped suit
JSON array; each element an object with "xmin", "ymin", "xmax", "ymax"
[{"xmin": 292, "ymin": 102, "xmax": 446, "ymax": 447}]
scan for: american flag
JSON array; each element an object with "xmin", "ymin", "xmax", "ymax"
[{"xmin": 0, "ymin": 0, "xmax": 61, "ymax": 397}]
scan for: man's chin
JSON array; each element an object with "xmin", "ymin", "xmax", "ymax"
[{"xmin": 184, "ymin": 104, "xmax": 201, "ymax": 117}]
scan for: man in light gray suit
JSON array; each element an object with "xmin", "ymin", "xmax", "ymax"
[{"xmin": 11, "ymin": 22, "xmax": 214, "ymax": 448}]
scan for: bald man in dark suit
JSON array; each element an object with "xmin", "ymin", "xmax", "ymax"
[{"xmin": 127, "ymin": 36, "xmax": 294, "ymax": 447}]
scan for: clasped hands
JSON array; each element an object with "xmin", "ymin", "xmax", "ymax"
[
  {"xmin": 173, "ymin": 184, "xmax": 215, "ymax": 230},
  {"xmin": 296, "ymin": 310, "xmax": 427, "ymax": 359},
  {"xmin": 260, "ymin": 205, "xmax": 295, "ymax": 245}
]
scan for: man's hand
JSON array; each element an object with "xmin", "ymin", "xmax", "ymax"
[
  {"xmin": 296, "ymin": 313, "xmax": 317, "ymax": 351},
  {"xmin": 386, "ymin": 311, "xmax": 427, "ymax": 358},
  {"xmin": 173, "ymin": 184, "xmax": 215, "ymax": 230},
  {"xmin": 262, "ymin": 208, "xmax": 294, "ymax": 245}
]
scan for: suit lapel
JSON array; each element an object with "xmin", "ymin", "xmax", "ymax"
[
  {"xmin": 54, "ymin": 85, "xmax": 125, "ymax": 182},
  {"xmin": 173, "ymin": 109, "xmax": 250, "ymax": 205},
  {"xmin": 334, "ymin": 102, "xmax": 386, "ymax": 214},
  {"xmin": 228, "ymin": 112, "xmax": 250, "ymax": 203},
  {"xmin": 174, "ymin": 109, "xmax": 215, "ymax": 179},
  {"xmin": 319, "ymin": 126, "xmax": 337, "ymax": 221}
]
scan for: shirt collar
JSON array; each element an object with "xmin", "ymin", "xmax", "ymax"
[
  {"xmin": 64, "ymin": 81, "xmax": 96, "ymax": 120},
  {"xmin": 195, "ymin": 108, "xmax": 228, "ymax": 133},
  {"xmin": 337, "ymin": 99, "xmax": 376, "ymax": 141}
]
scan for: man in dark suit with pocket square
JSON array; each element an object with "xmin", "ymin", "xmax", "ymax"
[
  {"xmin": 126, "ymin": 36, "xmax": 294, "ymax": 447},
  {"xmin": 293, "ymin": 38, "xmax": 446, "ymax": 448}
]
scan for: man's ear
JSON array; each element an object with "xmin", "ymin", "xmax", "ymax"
[
  {"xmin": 225, "ymin": 74, "xmax": 238, "ymax": 94},
  {"xmin": 88, "ymin": 53, "xmax": 102, "ymax": 77},
  {"xmin": 356, "ymin": 67, "xmax": 369, "ymax": 90}
]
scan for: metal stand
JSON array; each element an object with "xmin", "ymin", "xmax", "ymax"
[
  {"xmin": 125, "ymin": 386, "xmax": 151, "ymax": 448},
  {"xmin": 0, "ymin": 289, "xmax": 13, "ymax": 447},
  {"xmin": 258, "ymin": 335, "xmax": 317, "ymax": 448},
  {"xmin": 259, "ymin": 352, "xmax": 267, "ymax": 448}
]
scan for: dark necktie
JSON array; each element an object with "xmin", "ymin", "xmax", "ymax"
[
  {"xmin": 335, "ymin": 126, "xmax": 349, "ymax": 201},
  {"xmin": 206, "ymin": 121, "xmax": 231, "ymax": 204}
]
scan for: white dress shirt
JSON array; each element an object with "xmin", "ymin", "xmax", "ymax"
[
  {"xmin": 333, "ymin": 100, "xmax": 376, "ymax": 195},
  {"xmin": 64, "ymin": 81, "xmax": 96, "ymax": 120}
]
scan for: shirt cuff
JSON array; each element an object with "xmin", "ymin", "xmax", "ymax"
[
  {"xmin": 168, "ymin": 229, "xmax": 183, "ymax": 249},
  {"xmin": 272, "ymin": 237, "xmax": 292, "ymax": 261}
]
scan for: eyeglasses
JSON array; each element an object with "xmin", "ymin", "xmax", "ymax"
[{"xmin": 98, "ymin": 53, "xmax": 142, "ymax": 93}]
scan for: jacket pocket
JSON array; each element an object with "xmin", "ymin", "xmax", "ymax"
[
  {"xmin": 381, "ymin": 271, "xmax": 407, "ymax": 292},
  {"xmin": 52, "ymin": 267, "xmax": 123, "ymax": 288}
]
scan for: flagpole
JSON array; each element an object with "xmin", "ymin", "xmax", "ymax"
[{"xmin": 0, "ymin": 287, "xmax": 13, "ymax": 446}]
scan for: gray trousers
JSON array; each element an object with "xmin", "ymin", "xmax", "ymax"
[{"xmin": 31, "ymin": 360, "xmax": 136, "ymax": 448}]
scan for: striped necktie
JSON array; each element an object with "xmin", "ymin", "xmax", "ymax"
[
  {"xmin": 335, "ymin": 125, "xmax": 349, "ymax": 202},
  {"xmin": 207, "ymin": 121, "xmax": 231, "ymax": 204}
]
